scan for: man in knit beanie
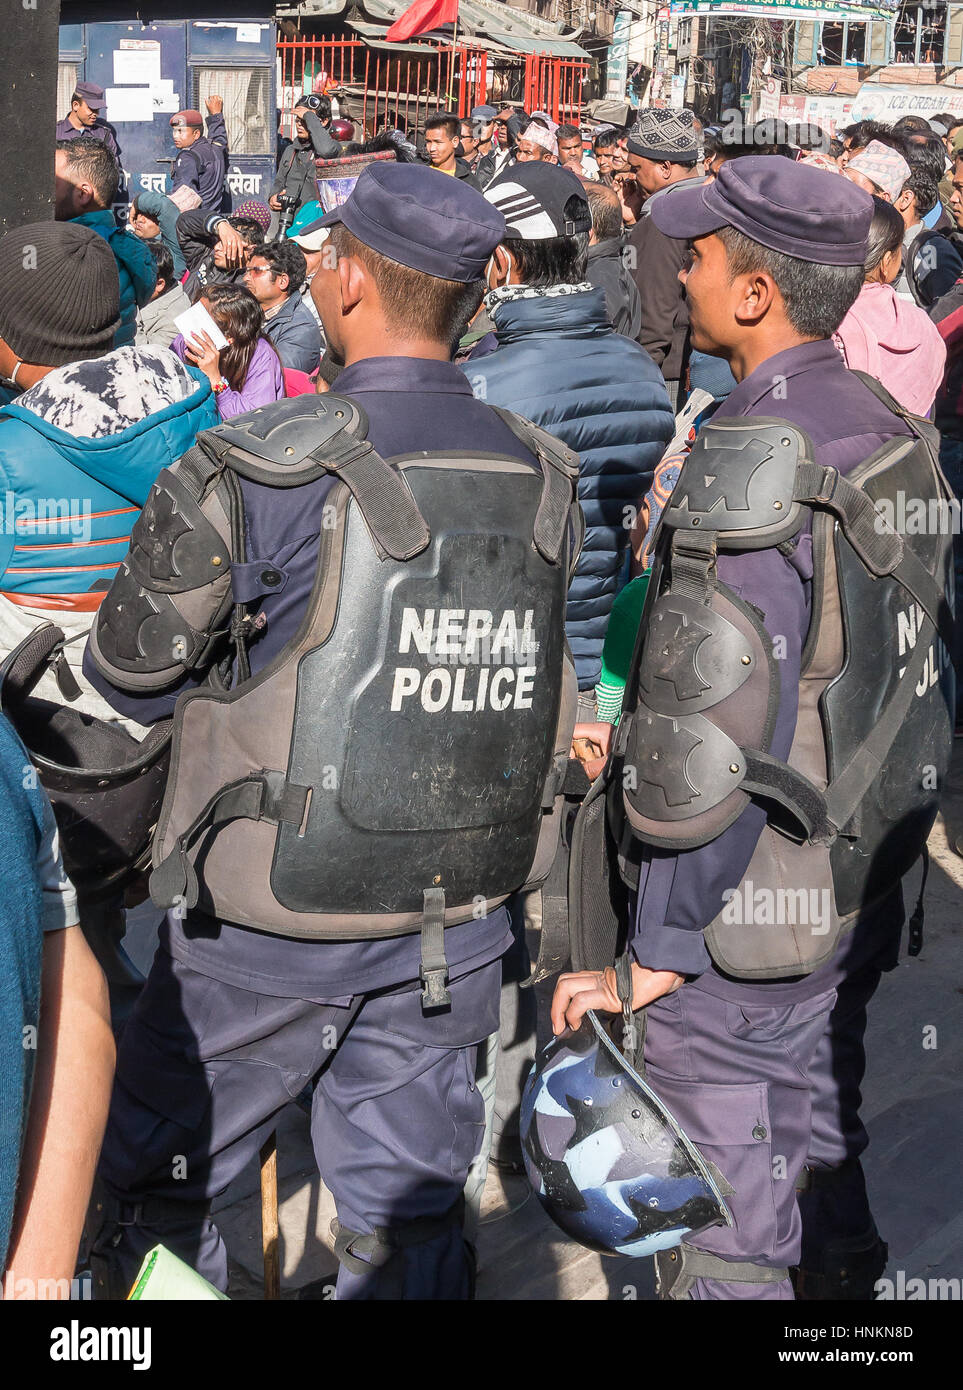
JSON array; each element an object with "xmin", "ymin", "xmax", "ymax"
[
  {"xmin": 0, "ymin": 218, "xmax": 219, "ymax": 1022},
  {"xmin": 0, "ymin": 216, "xmax": 217, "ymax": 704},
  {"xmin": 0, "ymin": 221, "xmax": 120, "ymax": 400},
  {"xmin": 0, "ymin": 216, "xmax": 219, "ymax": 695}
]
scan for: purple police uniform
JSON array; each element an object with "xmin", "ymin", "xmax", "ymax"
[
  {"xmin": 84, "ymin": 167, "xmax": 527, "ymax": 1300},
  {"xmin": 56, "ymin": 115, "xmax": 120, "ymax": 164},
  {"xmin": 172, "ymin": 114, "xmax": 229, "ymax": 214},
  {"xmin": 85, "ymin": 357, "xmax": 533, "ymax": 1298},
  {"xmin": 634, "ymin": 159, "xmax": 913, "ymax": 1300}
]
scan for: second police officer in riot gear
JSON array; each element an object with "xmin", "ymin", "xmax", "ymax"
[{"xmin": 553, "ymin": 156, "xmax": 954, "ymax": 1300}]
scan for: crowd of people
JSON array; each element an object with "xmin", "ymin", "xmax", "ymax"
[{"xmin": 0, "ymin": 77, "xmax": 959, "ymax": 1306}]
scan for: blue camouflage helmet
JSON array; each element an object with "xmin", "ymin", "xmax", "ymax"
[{"xmin": 520, "ymin": 1010, "xmax": 733, "ymax": 1257}]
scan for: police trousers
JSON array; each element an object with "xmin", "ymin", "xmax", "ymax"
[
  {"xmin": 643, "ymin": 945, "xmax": 889, "ymax": 1300},
  {"xmin": 93, "ymin": 949, "xmax": 501, "ymax": 1299}
]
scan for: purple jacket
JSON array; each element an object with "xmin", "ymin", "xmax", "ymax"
[
  {"xmin": 172, "ymin": 333, "xmax": 284, "ymax": 418},
  {"xmin": 632, "ymin": 339, "xmax": 912, "ymax": 987}
]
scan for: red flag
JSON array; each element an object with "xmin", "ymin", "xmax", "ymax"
[{"xmin": 385, "ymin": 0, "xmax": 458, "ymax": 42}]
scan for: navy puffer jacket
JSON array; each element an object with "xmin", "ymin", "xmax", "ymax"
[{"xmin": 463, "ymin": 287, "xmax": 674, "ymax": 688}]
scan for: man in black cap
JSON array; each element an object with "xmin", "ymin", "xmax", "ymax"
[
  {"xmin": 56, "ymin": 81, "xmax": 120, "ymax": 165},
  {"xmin": 553, "ymin": 156, "xmax": 946, "ymax": 1301},
  {"xmin": 269, "ymin": 93, "xmax": 340, "ymax": 225},
  {"xmin": 170, "ymin": 97, "xmax": 229, "ymax": 214},
  {"xmin": 625, "ymin": 107, "xmax": 702, "ymax": 408},
  {"xmin": 83, "ymin": 162, "xmax": 565, "ymax": 1301}
]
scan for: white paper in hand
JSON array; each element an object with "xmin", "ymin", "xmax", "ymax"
[{"xmin": 175, "ymin": 302, "xmax": 229, "ymax": 352}]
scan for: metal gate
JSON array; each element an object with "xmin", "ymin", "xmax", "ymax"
[
  {"xmin": 524, "ymin": 54, "xmax": 589, "ymax": 125},
  {"xmin": 278, "ymin": 36, "xmax": 489, "ymax": 138},
  {"xmin": 278, "ymin": 37, "xmax": 585, "ymax": 138}
]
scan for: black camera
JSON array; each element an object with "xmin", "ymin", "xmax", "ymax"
[{"xmin": 276, "ymin": 191, "xmax": 298, "ymax": 237}]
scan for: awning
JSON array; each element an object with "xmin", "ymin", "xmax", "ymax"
[
  {"xmin": 346, "ymin": 18, "xmax": 441, "ymax": 50},
  {"xmin": 357, "ymin": 0, "xmax": 591, "ymax": 58}
]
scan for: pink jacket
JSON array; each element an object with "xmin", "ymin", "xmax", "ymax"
[{"xmin": 834, "ymin": 281, "xmax": 947, "ymax": 417}]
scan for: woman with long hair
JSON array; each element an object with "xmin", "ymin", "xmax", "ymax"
[
  {"xmin": 172, "ymin": 282, "xmax": 284, "ymax": 420},
  {"xmin": 834, "ymin": 195, "xmax": 946, "ymax": 416}
]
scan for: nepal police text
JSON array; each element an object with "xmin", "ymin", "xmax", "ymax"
[{"xmin": 390, "ymin": 607, "xmax": 540, "ymax": 713}]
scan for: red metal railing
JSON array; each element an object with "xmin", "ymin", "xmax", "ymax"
[
  {"xmin": 278, "ymin": 37, "xmax": 585, "ymax": 137},
  {"xmin": 278, "ymin": 36, "xmax": 490, "ymax": 137},
  {"xmin": 524, "ymin": 53, "xmax": 590, "ymax": 125}
]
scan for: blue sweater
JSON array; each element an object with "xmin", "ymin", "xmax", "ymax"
[
  {"xmin": 0, "ymin": 716, "xmax": 45, "ymax": 1274},
  {"xmin": 71, "ymin": 211, "xmax": 157, "ymax": 349},
  {"xmin": 463, "ymin": 288, "xmax": 674, "ymax": 688}
]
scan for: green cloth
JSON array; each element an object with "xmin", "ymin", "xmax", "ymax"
[{"xmin": 595, "ymin": 572, "xmax": 649, "ymax": 724}]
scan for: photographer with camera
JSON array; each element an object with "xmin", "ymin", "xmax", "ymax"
[{"xmin": 270, "ymin": 94, "xmax": 341, "ymax": 232}]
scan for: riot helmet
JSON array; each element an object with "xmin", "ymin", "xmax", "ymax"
[{"xmin": 520, "ymin": 1009, "xmax": 732, "ymax": 1256}]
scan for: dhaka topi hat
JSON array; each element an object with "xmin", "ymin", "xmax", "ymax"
[
  {"xmin": 845, "ymin": 140, "xmax": 911, "ymax": 203},
  {"xmin": 627, "ymin": 108, "xmax": 700, "ymax": 164},
  {"xmin": 521, "ymin": 121, "xmax": 559, "ymax": 159}
]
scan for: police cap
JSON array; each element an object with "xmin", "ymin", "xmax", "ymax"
[
  {"xmin": 649, "ymin": 153, "xmax": 872, "ymax": 266},
  {"xmin": 74, "ymin": 81, "xmax": 106, "ymax": 111},
  {"xmin": 307, "ymin": 162, "xmax": 506, "ymax": 282}
]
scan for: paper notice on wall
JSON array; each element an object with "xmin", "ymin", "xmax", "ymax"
[
  {"xmin": 113, "ymin": 48, "xmax": 162, "ymax": 86},
  {"xmin": 236, "ymin": 23, "xmax": 262, "ymax": 43},
  {"xmin": 149, "ymin": 80, "xmax": 180, "ymax": 113},
  {"xmin": 106, "ymin": 87, "xmax": 155, "ymax": 123}
]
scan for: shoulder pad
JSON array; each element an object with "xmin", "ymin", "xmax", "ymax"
[
  {"xmin": 492, "ymin": 407, "xmax": 580, "ymax": 479},
  {"xmin": 664, "ymin": 417, "xmax": 812, "ymax": 550},
  {"xmin": 198, "ymin": 393, "xmax": 369, "ymax": 488}
]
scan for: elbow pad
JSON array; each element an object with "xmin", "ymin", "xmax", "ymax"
[{"xmin": 88, "ymin": 458, "xmax": 234, "ymax": 692}]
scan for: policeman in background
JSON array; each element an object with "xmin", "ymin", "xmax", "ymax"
[
  {"xmin": 56, "ymin": 81, "xmax": 120, "ymax": 166},
  {"xmin": 83, "ymin": 165, "xmax": 556, "ymax": 1301},
  {"xmin": 554, "ymin": 158, "xmax": 950, "ymax": 1299},
  {"xmin": 170, "ymin": 97, "xmax": 228, "ymax": 213}
]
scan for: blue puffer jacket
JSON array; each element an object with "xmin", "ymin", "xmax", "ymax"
[
  {"xmin": 0, "ymin": 351, "xmax": 216, "ymax": 599},
  {"xmin": 72, "ymin": 211, "xmax": 157, "ymax": 349},
  {"xmin": 463, "ymin": 288, "xmax": 674, "ymax": 688}
]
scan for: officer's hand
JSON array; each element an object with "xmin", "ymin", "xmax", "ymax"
[
  {"xmin": 571, "ymin": 721, "xmax": 612, "ymax": 781},
  {"xmin": 206, "ymin": 94, "xmax": 224, "ymax": 115},
  {"xmin": 217, "ymin": 220, "xmax": 246, "ymax": 267},
  {"xmin": 269, "ymin": 193, "xmax": 283, "ymax": 211},
  {"xmin": 551, "ymin": 963, "xmax": 684, "ymax": 1036}
]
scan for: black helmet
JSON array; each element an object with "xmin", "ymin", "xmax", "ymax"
[
  {"xmin": 0, "ymin": 623, "xmax": 171, "ymax": 904},
  {"xmin": 520, "ymin": 1009, "xmax": 732, "ymax": 1257}
]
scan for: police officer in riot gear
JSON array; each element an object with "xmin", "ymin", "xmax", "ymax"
[
  {"xmin": 555, "ymin": 156, "xmax": 954, "ymax": 1300},
  {"xmin": 82, "ymin": 163, "xmax": 580, "ymax": 1300}
]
